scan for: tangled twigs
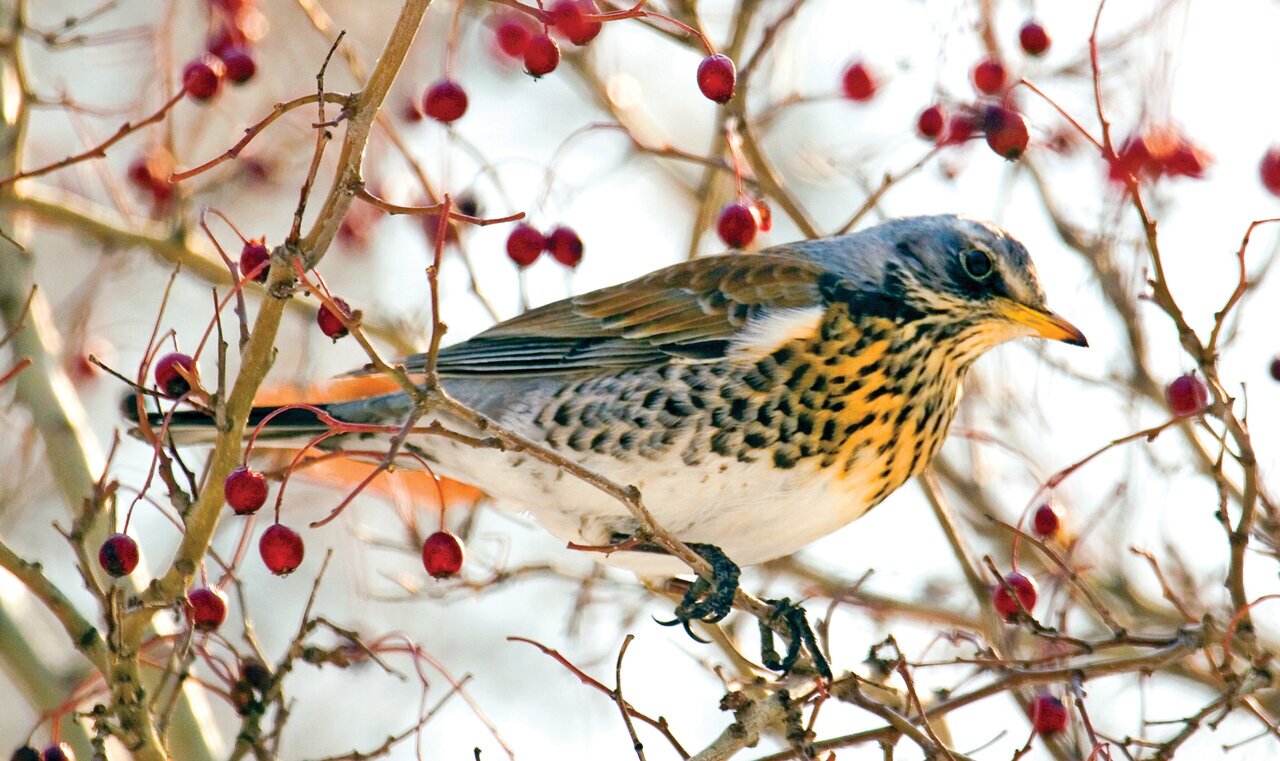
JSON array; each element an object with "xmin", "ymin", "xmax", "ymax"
[
  {"xmin": 0, "ymin": 90, "xmax": 183, "ymax": 188},
  {"xmin": 508, "ymin": 636, "xmax": 689, "ymax": 758},
  {"xmin": 170, "ymin": 92, "xmax": 355, "ymax": 182}
]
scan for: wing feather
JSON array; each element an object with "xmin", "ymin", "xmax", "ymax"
[{"xmin": 356, "ymin": 252, "xmax": 826, "ymax": 378}]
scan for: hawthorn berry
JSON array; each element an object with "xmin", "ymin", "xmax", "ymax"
[
  {"xmin": 40, "ymin": 745, "xmax": 73, "ymax": 761},
  {"xmin": 717, "ymin": 201, "xmax": 759, "ymax": 248},
  {"xmin": 550, "ymin": 0, "xmax": 601, "ymax": 46},
  {"xmin": 506, "ymin": 223, "xmax": 546, "ymax": 267},
  {"xmin": 187, "ymin": 587, "xmax": 228, "ymax": 631},
  {"xmin": 11, "ymin": 748, "xmax": 40, "ymax": 761},
  {"xmin": 546, "ymin": 226, "xmax": 584, "ymax": 267},
  {"xmin": 239, "ymin": 237, "xmax": 269, "ymax": 282},
  {"xmin": 992, "ymin": 571, "xmax": 1037, "ymax": 621},
  {"xmin": 917, "ymin": 104, "xmax": 946, "ymax": 140},
  {"xmin": 154, "ymin": 352, "xmax": 197, "ymax": 398},
  {"xmin": 1032, "ymin": 503, "xmax": 1061, "ymax": 537},
  {"xmin": 696, "ymin": 54, "xmax": 736, "ymax": 104},
  {"xmin": 260, "ymin": 524, "xmax": 305, "ymax": 575},
  {"xmin": 942, "ymin": 113, "xmax": 977, "ymax": 146},
  {"xmin": 840, "ymin": 61, "xmax": 877, "ymax": 101},
  {"xmin": 971, "ymin": 58, "xmax": 1006, "ymax": 95},
  {"xmin": 1018, "ymin": 21, "xmax": 1051, "ymax": 56},
  {"xmin": 983, "ymin": 105, "xmax": 1029, "ymax": 160},
  {"xmin": 523, "ymin": 34, "xmax": 561, "ymax": 77},
  {"xmin": 422, "ymin": 530, "xmax": 465, "ymax": 578},
  {"xmin": 1260, "ymin": 147, "xmax": 1280, "ymax": 196},
  {"xmin": 99, "ymin": 533, "xmax": 140, "ymax": 577},
  {"xmin": 423, "ymin": 79, "xmax": 468, "ymax": 123},
  {"xmin": 401, "ymin": 97, "xmax": 424, "ymax": 123},
  {"xmin": 225, "ymin": 467, "xmax": 268, "ymax": 515},
  {"xmin": 1029, "ymin": 693, "xmax": 1069, "ymax": 734},
  {"xmin": 1165, "ymin": 373, "xmax": 1208, "ymax": 417},
  {"xmin": 127, "ymin": 149, "xmax": 176, "ymax": 205},
  {"xmin": 219, "ymin": 46, "xmax": 257, "ymax": 84},
  {"xmin": 182, "ymin": 55, "xmax": 225, "ymax": 101},
  {"xmin": 494, "ymin": 17, "xmax": 533, "ymax": 58},
  {"xmin": 316, "ymin": 297, "xmax": 352, "ymax": 340}
]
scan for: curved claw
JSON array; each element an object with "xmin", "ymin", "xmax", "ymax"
[
  {"xmin": 655, "ymin": 543, "xmax": 741, "ymax": 643},
  {"xmin": 759, "ymin": 598, "xmax": 833, "ymax": 680}
]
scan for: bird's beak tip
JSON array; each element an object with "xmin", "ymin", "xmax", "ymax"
[{"xmin": 1001, "ymin": 302, "xmax": 1088, "ymax": 347}]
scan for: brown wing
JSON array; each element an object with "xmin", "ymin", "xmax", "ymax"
[{"xmin": 378, "ymin": 252, "xmax": 826, "ymax": 378}]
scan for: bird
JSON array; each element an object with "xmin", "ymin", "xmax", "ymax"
[{"xmin": 148, "ymin": 214, "xmax": 1086, "ymax": 678}]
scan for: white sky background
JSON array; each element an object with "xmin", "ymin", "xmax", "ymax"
[{"xmin": 2, "ymin": 0, "xmax": 1280, "ymax": 758}]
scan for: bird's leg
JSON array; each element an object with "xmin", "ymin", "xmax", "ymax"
[
  {"xmin": 652, "ymin": 542, "xmax": 741, "ymax": 641},
  {"xmin": 759, "ymin": 598, "xmax": 832, "ymax": 680}
]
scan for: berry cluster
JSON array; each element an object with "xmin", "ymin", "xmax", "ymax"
[
  {"xmin": 192, "ymin": 0, "xmax": 263, "ymax": 99},
  {"xmin": 9, "ymin": 744, "xmax": 75, "ymax": 761},
  {"xmin": 506, "ymin": 223, "xmax": 584, "ymax": 268},
  {"xmin": 1108, "ymin": 128, "xmax": 1209, "ymax": 185}
]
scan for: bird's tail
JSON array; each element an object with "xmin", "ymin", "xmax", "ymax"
[{"xmin": 122, "ymin": 377, "xmax": 484, "ymax": 508}]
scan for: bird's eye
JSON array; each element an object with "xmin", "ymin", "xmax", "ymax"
[{"xmin": 963, "ymin": 249, "xmax": 993, "ymax": 280}]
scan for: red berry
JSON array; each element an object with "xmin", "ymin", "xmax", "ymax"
[
  {"xmin": 239, "ymin": 237, "xmax": 269, "ymax": 282},
  {"xmin": 523, "ymin": 34, "xmax": 561, "ymax": 77},
  {"xmin": 917, "ymin": 104, "xmax": 945, "ymax": 140},
  {"xmin": 154, "ymin": 352, "xmax": 196, "ymax": 398},
  {"xmin": 717, "ymin": 201, "xmax": 759, "ymax": 248},
  {"xmin": 546, "ymin": 226, "xmax": 584, "ymax": 267},
  {"xmin": 1271, "ymin": 357, "xmax": 1280, "ymax": 382},
  {"xmin": 422, "ymin": 530, "xmax": 465, "ymax": 578},
  {"xmin": 423, "ymin": 79, "xmax": 468, "ymax": 123},
  {"xmin": 495, "ymin": 17, "xmax": 533, "ymax": 58},
  {"xmin": 983, "ymin": 105, "xmax": 1029, "ymax": 160},
  {"xmin": 992, "ymin": 571, "xmax": 1038, "ymax": 621},
  {"xmin": 401, "ymin": 97, "xmax": 424, "ymax": 123},
  {"xmin": 98, "ymin": 533, "xmax": 139, "ymax": 578},
  {"xmin": 696, "ymin": 54, "xmax": 736, "ymax": 104},
  {"xmin": 1032, "ymin": 503, "xmax": 1061, "ymax": 537},
  {"xmin": 12, "ymin": 747, "xmax": 41, "ymax": 761},
  {"xmin": 41, "ymin": 745, "xmax": 73, "ymax": 761},
  {"xmin": 219, "ymin": 46, "xmax": 257, "ymax": 84},
  {"xmin": 1109, "ymin": 134, "xmax": 1152, "ymax": 184},
  {"xmin": 971, "ymin": 58, "xmax": 1006, "ymax": 95},
  {"xmin": 1018, "ymin": 21, "xmax": 1051, "ymax": 56},
  {"xmin": 1163, "ymin": 142, "xmax": 1207, "ymax": 178},
  {"xmin": 1260, "ymin": 147, "xmax": 1280, "ymax": 196},
  {"xmin": 550, "ymin": 0, "xmax": 601, "ymax": 46},
  {"xmin": 182, "ymin": 55, "xmax": 225, "ymax": 101},
  {"xmin": 225, "ymin": 467, "xmax": 268, "ymax": 515},
  {"xmin": 1165, "ymin": 373, "xmax": 1209, "ymax": 417},
  {"xmin": 317, "ymin": 297, "xmax": 352, "ymax": 340},
  {"xmin": 942, "ymin": 113, "xmax": 977, "ymax": 146},
  {"xmin": 187, "ymin": 587, "xmax": 228, "ymax": 631},
  {"xmin": 128, "ymin": 150, "xmax": 176, "ymax": 205},
  {"xmin": 260, "ymin": 524, "xmax": 305, "ymax": 575},
  {"xmin": 840, "ymin": 61, "xmax": 877, "ymax": 101},
  {"xmin": 1029, "ymin": 693, "xmax": 1069, "ymax": 734},
  {"xmin": 506, "ymin": 223, "xmax": 546, "ymax": 267}
]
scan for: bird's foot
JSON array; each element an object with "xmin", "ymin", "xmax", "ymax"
[
  {"xmin": 759, "ymin": 597, "xmax": 832, "ymax": 680},
  {"xmin": 655, "ymin": 543, "xmax": 740, "ymax": 643}
]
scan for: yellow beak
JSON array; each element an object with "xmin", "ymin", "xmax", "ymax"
[{"xmin": 999, "ymin": 302, "xmax": 1088, "ymax": 347}]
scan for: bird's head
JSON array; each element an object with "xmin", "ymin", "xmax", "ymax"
[{"xmin": 810, "ymin": 215, "xmax": 1086, "ymax": 355}]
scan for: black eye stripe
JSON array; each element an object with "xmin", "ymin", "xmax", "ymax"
[{"xmin": 963, "ymin": 249, "xmax": 993, "ymax": 280}]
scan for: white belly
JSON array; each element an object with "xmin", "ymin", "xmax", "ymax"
[{"xmin": 420, "ymin": 425, "xmax": 884, "ymax": 577}]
